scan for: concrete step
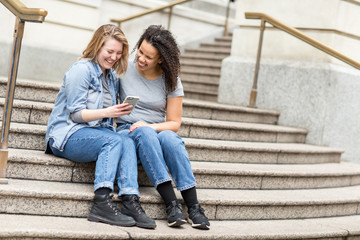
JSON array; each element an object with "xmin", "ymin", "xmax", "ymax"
[
  {"xmin": 179, "ymin": 117, "xmax": 307, "ymax": 143},
  {"xmin": 181, "ymin": 66, "xmax": 221, "ymax": 76},
  {"xmin": 182, "ymin": 80, "xmax": 219, "ymax": 94},
  {"xmin": 1, "ymin": 213, "xmax": 360, "ymax": 239},
  {"xmin": 180, "ymin": 53, "xmax": 225, "ymax": 64},
  {"xmin": 6, "ymin": 119, "xmax": 307, "ymax": 150},
  {"xmin": 2, "ymin": 179, "xmax": 360, "ymax": 220},
  {"xmin": 0, "ymin": 98, "xmax": 52, "ymax": 125},
  {"xmin": 0, "ymin": 77, "xmax": 59, "ymax": 104},
  {"xmin": 182, "ymin": 98, "xmax": 279, "ymax": 124},
  {"xmin": 180, "ymin": 72, "xmax": 219, "ymax": 84},
  {"xmin": 183, "ymin": 90, "xmax": 218, "ymax": 102},
  {"xmin": 189, "ymin": 161, "xmax": 360, "ymax": 190},
  {"xmin": 6, "ymin": 146, "xmax": 346, "ymax": 189},
  {"xmin": 181, "ymin": 77, "xmax": 219, "ymax": 89},
  {"xmin": 7, "ymin": 138, "xmax": 342, "ymax": 175},
  {"xmin": 1, "ymin": 97, "xmax": 280, "ymax": 126},
  {"xmin": 183, "ymin": 138, "xmax": 342, "ymax": 164},
  {"xmin": 183, "ymin": 48, "xmax": 230, "ymax": 58},
  {"xmin": 200, "ymin": 41, "xmax": 232, "ymax": 48},
  {"xmin": 189, "ymin": 47, "xmax": 231, "ymax": 54},
  {"xmin": 180, "ymin": 58, "xmax": 222, "ymax": 68},
  {"xmin": 215, "ymin": 35, "xmax": 233, "ymax": 42}
]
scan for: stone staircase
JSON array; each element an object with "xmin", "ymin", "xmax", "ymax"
[
  {"xmin": 180, "ymin": 35, "xmax": 232, "ymax": 101},
  {"xmin": 1, "ymin": 37, "xmax": 360, "ymax": 239}
]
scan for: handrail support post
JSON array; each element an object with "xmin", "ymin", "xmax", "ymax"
[
  {"xmin": 248, "ymin": 19, "xmax": 265, "ymax": 108},
  {"xmin": 0, "ymin": 17, "xmax": 25, "ymax": 184},
  {"xmin": 223, "ymin": 0, "xmax": 231, "ymax": 36},
  {"xmin": 167, "ymin": 6, "xmax": 173, "ymax": 30}
]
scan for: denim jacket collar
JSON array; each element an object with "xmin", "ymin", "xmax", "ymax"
[{"xmin": 93, "ymin": 58, "xmax": 117, "ymax": 84}]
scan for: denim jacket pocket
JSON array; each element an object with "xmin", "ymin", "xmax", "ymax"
[{"xmin": 87, "ymin": 82, "xmax": 102, "ymax": 110}]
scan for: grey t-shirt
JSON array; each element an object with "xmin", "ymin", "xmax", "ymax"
[{"xmin": 117, "ymin": 60, "xmax": 184, "ymax": 124}]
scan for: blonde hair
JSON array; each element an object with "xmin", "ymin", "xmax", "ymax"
[{"xmin": 80, "ymin": 24, "xmax": 129, "ymax": 77}]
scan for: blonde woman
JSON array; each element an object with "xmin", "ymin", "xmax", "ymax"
[{"xmin": 45, "ymin": 24, "xmax": 156, "ymax": 229}]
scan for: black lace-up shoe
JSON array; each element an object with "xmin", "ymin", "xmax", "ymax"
[
  {"xmin": 188, "ymin": 203, "xmax": 210, "ymax": 230},
  {"xmin": 166, "ymin": 200, "xmax": 187, "ymax": 227},
  {"xmin": 88, "ymin": 194, "xmax": 136, "ymax": 227},
  {"xmin": 121, "ymin": 195, "xmax": 156, "ymax": 229}
]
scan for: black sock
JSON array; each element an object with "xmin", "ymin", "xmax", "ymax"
[
  {"xmin": 181, "ymin": 187, "xmax": 198, "ymax": 208},
  {"xmin": 156, "ymin": 181, "xmax": 177, "ymax": 206},
  {"xmin": 95, "ymin": 187, "xmax": 111, "ymax": 196}
]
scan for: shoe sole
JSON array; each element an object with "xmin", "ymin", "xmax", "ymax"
[
  {"xmin": 188, "ymin": 219, "xmax": 210, "ymax": 230},
  {"xmin": 168, "ymin": 218, "xmax": 187, "ymax": 227},
  {"xmin": 136, "ymin": 222, "xmax": 157, "ymax": 229},
  {"xmin": 192, "ymin": 223, "xmax": 210, "ymax": 230},
  {"xmin": 88, "ymin": 214, "xmax": 136, "ymax": 227},
  {"xmin": 120, "ymin": 209, "xmax": 157, "ymax": 229}
]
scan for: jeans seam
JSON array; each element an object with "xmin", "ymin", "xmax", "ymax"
[
  {"xmin": 119, "ymin": 147, "xmax": 125, "ymax": 194},
  {"xmin": 104, "ymin": 138, "xmax": 113, "ymax": 186},
  {"xmin": 68, "ymin": 135, "xmax": 114, "ymax": 190},
  {"xmin": 138, "ymin": 136, "xmax": 172, "ymax": 188},
  {"xmin": 138, "ymin": 140, "xmax": 158, "ymax": 184}
]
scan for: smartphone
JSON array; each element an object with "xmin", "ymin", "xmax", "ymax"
[{"xmin": 123, "ymin": 96, "xmax": 139, "ymax": 111}]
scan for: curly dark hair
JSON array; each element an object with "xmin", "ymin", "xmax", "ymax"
[{"xmin": 135, "ymin": 25, "xmax": 180, "ymax": 92}]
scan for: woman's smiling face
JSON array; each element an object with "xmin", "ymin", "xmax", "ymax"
[
  {"xmin": 97, "ymin": 37, "xmax": 123, "ymax": 74},
  {"xmin": 136, "ymin": 39, "xmax": 162, "ymax": 71}
]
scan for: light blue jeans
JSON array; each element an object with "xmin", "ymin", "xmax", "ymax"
[
  {"xmin": 49, "ymin": 126, "xmax": 140, "ymax": 197},
  {"xmin": 117, "ymin": 124, "xmax": 196, "ymax": 191}
]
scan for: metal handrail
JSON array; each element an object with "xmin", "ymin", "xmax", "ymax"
[
  {"xmin": 111, "ymin": 0, "xmax": 192, "ymax": 29},
  {"xmin": 0, "ymin": 0, "xmax": 47, "ymax": 184},
  {"xmin": 342, "ymin": 0, "xmax": 360, "ymax": 6},
  {"xmin": 245, "ymin": 12, "xmax": 360, "ymax": 108},
  {"xmin": 111, "ymin": 0, "xmax": 234, "ymax": 34},
  {"xmin": 0, "ymin": 0, "xmax": 47, "ymax": 22}
]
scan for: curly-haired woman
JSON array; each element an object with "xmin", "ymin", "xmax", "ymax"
[
  {"xmin": 116, "ymin": 25, "xmax": 210, "ymax": 230},
  {"xmin": 45, "ymin": 24, "xmax": 156, "ymax": 229}
]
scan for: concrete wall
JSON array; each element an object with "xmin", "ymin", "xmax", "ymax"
[
  {"xmin": 218, "ymin": 0, "xmax": 360, "ymax": 163},
  {"xmin": 0, "ymin": 0, "xmax": 236, "ymax": 83}
]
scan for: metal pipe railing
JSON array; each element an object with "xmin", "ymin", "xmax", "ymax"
[
  {"xmin": 245, "ymin": 12, "xmax": 360, "ymax": 108},
  {"xmin": 0, "ymin": 0, "xmax": 47, "ymax": 184},
  {"xmin": 248, "ymin": 19, "xmax": 265, "ymax": 108},
  {"xmin": 223, "ymin": 0, "xmax": 234, "ymax": 36},
  {"xmin": 110, "ymin": 0, "xmax": 192, "ymax": 29},
  {"xmin": 0, "ymin": 0, "xmax": 47, "ymax": 22},
  {"xmin": 111, "ymin": 0, "xmax": 234, "ymax": 33}
]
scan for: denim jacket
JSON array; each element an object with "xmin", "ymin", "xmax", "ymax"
[{"xmin": 45, "ymin": 59, "xmax": 119, "ymax": 152}]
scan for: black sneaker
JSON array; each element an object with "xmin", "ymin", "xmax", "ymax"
[
  {"xmin": 121, "ymin": 195, "xmax": 156, "ymax": 229},
  {"xmin": 88, "ymin": 194, "xmax": 136, "ymax": 227},
  {"xmin": 166, "ymin": 200, "xmax": 187, "ymax": 227},
  {"xmin": 188, "ymin": 203, "xmax": 210, "ymax": 230}
]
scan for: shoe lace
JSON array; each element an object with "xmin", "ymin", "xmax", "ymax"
[
  {"xmin": 166, "ymin": 201, "xmax": 182, "ymax": 217},
  {"xmin": 105, "ymin": 194, "xmax": 121, "ymax": 215},
  {"xmin": 190, "ymin": 205, "xmax": 208, "ymax": 220},
  {"xmin": 128, "ymin": 195, "xmax": 145, "ymax": 215}
]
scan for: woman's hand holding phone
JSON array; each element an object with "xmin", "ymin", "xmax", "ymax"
[
  {"xmin": 105, "ymin": 103, "xmax": 132, "ymax": 118},
  {"xmin": 123, "ymin": 96, "xmax": 139, "ymax": 111}
]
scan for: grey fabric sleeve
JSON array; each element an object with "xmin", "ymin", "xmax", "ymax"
[{"xmin": 70, "ymin": 110, "xmax": 85, "ymax": 123}]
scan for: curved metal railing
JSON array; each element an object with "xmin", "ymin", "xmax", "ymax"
[
  {"xmin": 111, "ymin": 0, "xmax": 192, "ymax": 29},
  {"xmin": 245, "ymin": 12, "xmax": 360, "ymax": 107},
  {"xmin": 0, "ymin": 0, "xmax": 47, "ymax": 21},
  {"xmin": 0, "ymin": 0, "xmax": 47, "ymax": 184},
  {"xmin": 111, "ymin": 0, "xmax": 234, "ymax": 36}
]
